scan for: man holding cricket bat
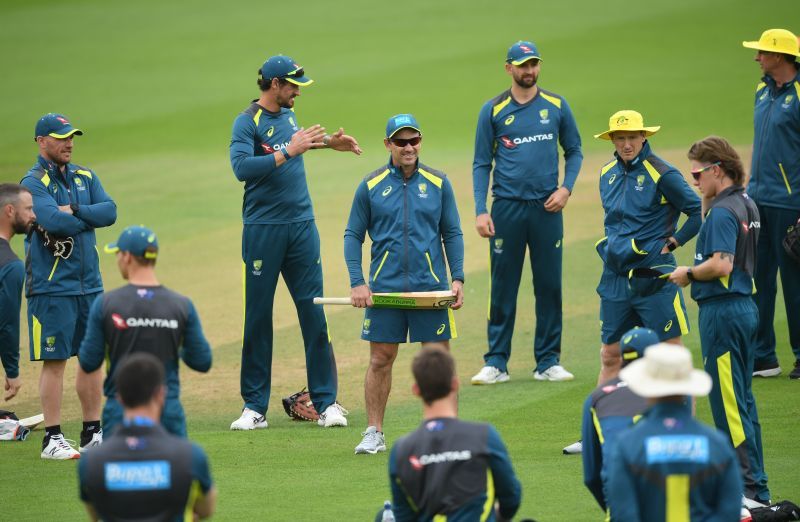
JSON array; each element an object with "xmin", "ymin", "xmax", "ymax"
[{"xmin": 344, "ymin": 114, "xmax": 464, "ymax": 455}]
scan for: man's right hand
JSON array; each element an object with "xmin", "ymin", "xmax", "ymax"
[
  {"xmin": 286, "ymin": 124, "xmax": 327, "ymax": 157},
  {"xmin": 350, "ymin": 284, "xmax": 373, "ymax": 308},
  {"xmin": 58, "ymin": 204, "xmax": 73, "ymax": 215},
  {"xmin": 475, "ymin": 213, "xmax": 495, "ymax": 238},
  {"xmin": 4, "ymin": 376, "xmax": 21, "ymax": 401}
]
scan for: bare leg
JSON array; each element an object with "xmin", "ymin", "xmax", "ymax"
[
  {"xmin": 364, "ymin": 342, "xmax": 399, "ymax": 432},
  {"xmin": 40, "ymin": 360, "xmax": 67, "ymax": 427},
  {"xmin": 421, "ymin": 341, "xmax": 450, "ymax": 351},
  {"xmin": 76, "ymin": 366, "xmax": 103, "ymax": 422},
  {"xmin": 598, "ymin": 342, "xmax": 621, "ymax": 384}
]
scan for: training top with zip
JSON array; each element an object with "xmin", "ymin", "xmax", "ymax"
[
  {"xmin": 749, "ymin": 68, "xmax": 800, "ymax": 210},
  {"xmin": 472, "ymin": 87, "xmax": 583, "ymax": 215},
  {"xmin": 0, "ymin": 238, "xmax": 23, "ymax": 378},
  {"xmin": 596, "ymin": 141, "xmax": 702, "ymax": 277},
  {"xmin": 230, "ymin": 101, "xmax": 314, "ymax": 224},
  {"xmin": 20, "ymin": 155, "xmax": 116, "ymax": 297},
  {"xmin": 344, "ymin": 160, "xmax": 464, "ymax": 293}
]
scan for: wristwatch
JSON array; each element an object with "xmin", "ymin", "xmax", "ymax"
[
  {"xmin": 686, "ymin": 268, "xmax": 695, "ymax": 282},
  {"xmin": 322, "ymin": 135, "xmax": 332, "ymax": 147},
  {"xmin": 70, "ymin": 203, "xmax": 79, "ymax": 215},
  {"xmin": 666, "ymin": 238, "xmax": 678, "ymax": 252}
]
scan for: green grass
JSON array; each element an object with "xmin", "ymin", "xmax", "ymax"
[{"xmin": 1, "ymin": 0, "xmax": 799, "ymax": 520}]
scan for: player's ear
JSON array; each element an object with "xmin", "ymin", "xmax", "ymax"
[
  {"xmin": 451, "ymin": 376, "xmax": 460, "ymax": 393},
  {"xmin": 384, "ymin": 138, "xmax": 391, "ymax": 152},
  {"xmin": 411, "ymin": 382, "xmax": 421, "ymax": 398}
]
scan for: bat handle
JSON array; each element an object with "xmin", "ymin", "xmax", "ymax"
[{"xmin": 313, "ymin": 297, "xmax": 352, "ymax": 305}]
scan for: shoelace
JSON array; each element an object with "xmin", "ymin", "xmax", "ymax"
[
  {"xmin": 51, "ymin": 436, "xmax": 78, "ymax": 451},
  {"xmin": 361, "ymin": 430, "xmax": 382, "ymax": 442}
]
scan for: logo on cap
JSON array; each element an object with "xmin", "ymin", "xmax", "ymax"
[
  {"xmin": 520, "ymin": 45, "xmax": 533, "ymax": 53},
  {"xmin": 616, "ymin": 115, "xmax": 629, "ymax": 125},
  {"xmin": 56, "ymin": 116, "xmax": 69, "ymax": 125},
  {"xmin": 394, "ymin": 115, "xmax": 412, "ymax": 126}
]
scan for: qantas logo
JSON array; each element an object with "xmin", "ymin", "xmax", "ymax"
[
  {"xmin": 261, "ymin": 143, "xmax": 274, "ymax": 154},
  {"xmin": 500, "ymin": 136, "xmax": 516, "ymax": 149},
  {"xmin": 56, "ymin": 116, "xmax": 70, "ymax": 125},
  {"xmin": 111, "ymin": 314, "xmax": 128, "ymax": 330},
  {"xmin": 520, "ymin": 45, "xmax": 533, "ymax": 53},
  {"xmin": 408, "ymin": 450, "xmax": 472, "ymax": 471},
  {"xmin": 501, "ymin": 134, "xmax": 554, "ymax": 148},
  {"xmin": 112, "ymin": 314, "xmax": 179, "ymax": 330},
  {"xmin": 261, "ymin": 141, "xmax": 291, "ymax": 155}
]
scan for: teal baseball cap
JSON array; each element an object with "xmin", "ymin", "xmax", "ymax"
[
  {"xmin": 259, "ymin": 55, "xmax": 313, "ymax": 86},
  {"xmin": 506, "ymin": 40, "xmax": 542, "ymax": 65},
  {"xmin": 385, "ymin": 114, "xmax": 421, "ymax": 138},
  {"xmin": 34, "ymin": 113, "xmax": 83, "ymax": 141},
  {"xmin": 104, "ymin": 225, "xmax": 159, "ymax": 259},
  {"xmin": 620, "ymin": 327, "xmax": 660, "ymax": 367}
]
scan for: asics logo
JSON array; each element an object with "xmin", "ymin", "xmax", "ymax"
[
  {"xmin": 664, "ymin": 320, "xmax": 673, "ymax": 332},
  {"xmin": 382, "ymin": 186, "xmax": 392, "ymax": 197},
  {"xmin": 436, "ymin": 324, "xmax": 446, "ymax": 335}
]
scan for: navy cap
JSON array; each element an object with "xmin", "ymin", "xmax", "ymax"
[
  {"xmin": 385, "ymin": 114, "xmax": 422, "ymax": 138},
  {"xmin": 506, "ymin": 40, "xmax": 542, "ymax": 65},
  {"xmin": 104, "ymin": 226, "xmax": 159, "ymax": 259},
  {"xmin": 34, "ymin": 113, "xmax": 83, "ymax": 141},
  {"xmin": 620, "ymin": 327, "xmax": 660, "ymax": 367},
  {"xmin": 259, "ymin": 55, "xmax": 313, "ymax": 86}
]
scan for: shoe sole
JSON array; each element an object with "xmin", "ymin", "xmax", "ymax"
[
  {"xmin": 471, "ymin": 375, "xmax": 510, "ymax": 385},
  {"xmin": 41, "ymin": 453, "xmax": 80, "ymax": 460},
  {"xmin": 230, "ymin": 422, "xmax": 268, "ymax": 431},
  {"xmin": 753, "ymin": 368, "xmax": 781, "ymax": 378},
  {"xmin": 354, "ymin": 446, "xmax": 387, "ymax": 455},
  {"xmin": 319, "ymin": 420, "xmax": 348, "ymax": 427},
  {"xmin": 533, "ymin": 373, "xmax": 574, "ymax": 382}
]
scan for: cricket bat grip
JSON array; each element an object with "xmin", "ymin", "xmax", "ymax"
[{"xmin": 314, "ymin": 297, "xmax": 351, "ymax": 305}]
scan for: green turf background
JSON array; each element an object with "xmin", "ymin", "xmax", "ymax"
[{"xmin": 1, "ymin": 0, "xmax": 799, "ymax": 520}]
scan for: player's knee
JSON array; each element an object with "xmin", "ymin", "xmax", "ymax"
[
  {"xmin": 600, "ymin": 345, "xmax": 621, "ymax": 370},
  {"xmin": 369, "ymin": 345, "xmax": 398, "ymax": 370}
]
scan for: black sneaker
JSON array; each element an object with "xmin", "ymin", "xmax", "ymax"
[
  {"xmin": 790, "ymin": 361, "xmax": 800, "ymax": 380},
  {"xmin": 753, "ymin": 360, "xmax": 781, "ymax": 378}
]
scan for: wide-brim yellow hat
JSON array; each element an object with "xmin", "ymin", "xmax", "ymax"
[
  {"xmin": 742, "ymin": 28, "xmax": 800, "ymax": 57},
  {"xmin": 594, "ymin": 110, "xmax": 661, "ymax": 140}
]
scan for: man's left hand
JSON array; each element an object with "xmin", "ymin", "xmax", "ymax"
[
  {"xmin": 544, "ymin": 187, "xmax": 570, "ymax": 212},
  {"xmin": 328, "ymin": 128, "xmax": 362, "ymax": 155},
  {"xmin": 668, "ymin": 266, "xmax": 691, "ymax": 287},
  {"xmin": 4, "ymin": 376, "xmax": 21, "ymax": 401},
  {"xmin": 450, "ymin": 280, "xmax": 464, "ymax": 310}
]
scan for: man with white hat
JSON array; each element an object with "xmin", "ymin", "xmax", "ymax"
[
  {"xmin": 606, "ymin": 343, "xmax": 742, "ymax": 521},
  {"xmin": 741, "ymin": 29, "xmax": 800, "ymax": 380}
]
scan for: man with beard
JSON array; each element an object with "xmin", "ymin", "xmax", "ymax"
[
  {"xmin": 0, "ymin": 184, "xmax": 36, "ymax": 402},
  {"xmin": 471, "ymin": 40, "xmax": 583, "ymax": 385},
  {"xmin": 229, "ymin": 55, "xmax": 361, "ymax": 431}
]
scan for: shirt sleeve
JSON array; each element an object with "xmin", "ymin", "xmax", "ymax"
[
  {"xmin": 581, "ymin": 394, "xmax": 606, "ymax": 511},
  {"xmin": 180, "ymin": 300, "xmax": 212, "ymax": 373},
  {"xmin": 658, "ymin": 171, "xmax": 702, "ymax": 246},
  {"xmin": 558, "ymin": 98, "xmax": 583, "ymax": 193},
  {"xmin": 229, "ymin": 114, "xmax": 279, "ymax": 182},
  {"xmin": 78, "ymin": 295, "xmax": 107, "ymax": 373},
  {"xmin": 21, "ymin": 176, "xmax": 89, "ymax": 237},
  {"xmin": 343, "ymin": 182, "xmax": 370, "ymax": 288},
  {"xmin": 487, "ymin": 425, "xmax": 522, "ymax": 521},
  {"xmin": 441, "ymin": 179, "xmax": 464, "ymax": 283},
  {"xmin": 388, "ymin": 443, "xmax": 416, "ymax": 522},
  {"xmin": 606, "ymin": 438, "xmax": 641, "ymax": 522},
  {"xmin": 0, "ymin": 261, "xmax": 24, "ymax": 379},
  {"xmin": 702, "ymin": 208, "xmax": 738, "ymax": 257},
  {"xmin": 472, "ymin": 102, "xmax": 495, "ymax": 216},
  {"xmin": 191, "ymin": 443, "xmax": 214, "ymax": 493},
  {"xmin": 74, "ymin": 171, "xmax": 117, "ymax": 229}
]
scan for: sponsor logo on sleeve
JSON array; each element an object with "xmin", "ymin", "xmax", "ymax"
[
  {"xmin": 104, "ymin": 461, "xmax": 171, "ymax": 491},
  {"xmin": 645, "ymin": 435, "xmax": 709, "ymax": 464}
]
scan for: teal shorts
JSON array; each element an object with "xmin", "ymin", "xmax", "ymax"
[
  {"xmin": 361, "ymin": 307, "xmax": 457, "ymax": 344},
  {"xmin": 600, "ymin": 284, "xmax": 689, "ymax": 344},
  {"xmin": 28, "ymin": 294, "xmax": 99, "ymax": 361}
]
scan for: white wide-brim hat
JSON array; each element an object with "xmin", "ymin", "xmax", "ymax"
[{"xmin": 620, "ymin": 343, "xmax": 712, "ymax": 398}]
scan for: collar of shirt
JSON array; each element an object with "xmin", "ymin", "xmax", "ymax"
[
  {"xmin": 123, "ymin": 416, "xmax": 157, "ymax": 427},
  {"xmin": 647, "ymin": 400, "xmax": 692, "ymax": 419},
  {"xmin": 387, "ymin": 157, "xmax": 420, "ymax": 182},
  {"xmin": 708, "ymin": 185, "xmax": 745, "ymax": 211},
  {"xmin": 761, "ymin": 68, "xmax": 800, "ymax": 92}
]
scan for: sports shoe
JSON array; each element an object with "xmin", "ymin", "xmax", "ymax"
[
  {"xmin": 534, "ymin": 364, "xmax": 574, "ymax": 382},
  {"xmin": 230, "ymin": 408, "xmax": 267, "ymax": 430},
  {"xmin": 41, "ymin": 434, "xmax": 80, "ymax": 460},
  {"xmin": 355, "ymin": 426, "xmax": 386, "ymax": 454},
  {"xmin": 471, "ymin": 366, "xmax": 510, "ymax": 385},
  {"xmin": 563, "ymin": 440, "xmax": 583, "ymax": 455},
  {"xmin": 790, "ymin": 361, "xmax": 800, "ymax": 380},
  {"xmin": 318, "ymin": 403, "xmax": 349, "ymax": 427},
  {"xmin": 752, "ymin": 360, "xmax": 781, "ymax": 378},
  {"xmin": 79, "ymin": 428, "xmax": 103, "ymax": 453},
  {"xmin": 740, "ymin": 506, "xmax": 752, "ymax": 522}
]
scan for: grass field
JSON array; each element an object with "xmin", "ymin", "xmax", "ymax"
[{"xmin": 1, "ymin": 0, "xmax": 799, "ymax": 520}]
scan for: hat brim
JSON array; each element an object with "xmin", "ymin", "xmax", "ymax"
[
  {"xmin": 104, "ymin": 243, "xmax": 119, "ymax": 254},
  {"xmin": 509, "ymin": 55, "xmax": 542, "ymax": 65},
  {"xmin": 621, "ymin": 361, "xmax": 712, "ymax": 398},
  {"xmin": 743, "ymin": 40, "xmax": 800, "ymax": 57},
  {"xmin": 286, "ymin": 76, "xmax": 313, "ymax": 86},
  {"xmin": 47, "ymin": 128, "xmax": 83, "ymax": 139},
  {"xmin": 387, "ymin": 125, "xmax": 422, "ymax": 139},
  {"xmin": 594, "ymin": 126, "xmax": 660, "ymax": 140}
]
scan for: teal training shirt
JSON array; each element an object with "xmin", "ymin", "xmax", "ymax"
[
  {"xmin": 472, "ymin": 87, "xmax": 583, "ymax": 215},
  {"xmin": 229, "ymin": 102, "xmax": 314, "ymax": 224},
  {"xmin": 0, "ymin": 238, "xmax": 23, "ymax": 379}
]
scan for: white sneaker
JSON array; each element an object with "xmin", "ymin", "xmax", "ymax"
[
  {"xmin": 318, "ymin": 403, "xmax": 349, "ymax": 427},
  {"xmin": 354, "ymin": 426, "xmax": 386, "ymax": 454},
  {"xmin": 471, "ymin": 366, "xmax": 510, "ymax": 385},
  {"xmin": 41, "ymin": 434, "xmax": 80, "ymax": 460},
  {"xmin": 79, "ymin": 429, "xmax": 103, "ymax": 453},
  {"xmin": 534, "ymin": 365, "xmax": 574, "ymax": 382},
  {"xmin": 563, "ymin": 440, "xmax": 583, "ymax": 455},
  {"xmin": 230, "ymin": 408, "xmax": 268, "ymax": 430}
]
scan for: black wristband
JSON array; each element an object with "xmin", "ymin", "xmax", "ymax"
[
  {"xmin": 666, "ymin": 239, "xmax": 678, "ymax": 252},
  {"xmin": 687, "ymin": 268, "xmax": 695, "ymax": 282},
  {"xmin": 283, "ymin": 148, "xmax": 292, "ymax": 159},
  {"xmin": 70, "ymin": 203, "xmax": 79, "ymax": 215}
]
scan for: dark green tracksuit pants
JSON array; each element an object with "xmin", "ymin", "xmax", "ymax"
[
  {"xmin": 485, "ymin": 198, "xmax": 562, "ymax": 374},
  {"xmin": 240, "ymin": 221, "xmax": 337, "ymax": 416},
  {"xmin": 699, "ymin": 296, "xmax": 769, "ymax": 502}
]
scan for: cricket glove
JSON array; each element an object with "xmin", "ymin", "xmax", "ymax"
[
  {"xmin": 783, "ymin": 218, "xmax": 800, "ymax": 265},
  {"xmin": 282, "ymin": 388, "xmax": 319, "ymax": 422},
  {"xmin": 33, "ymin": 223, "xmax": 74, "ymax": 259}
]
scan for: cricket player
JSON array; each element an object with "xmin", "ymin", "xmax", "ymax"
[
  {"xmin": 0, "ymin": 184, "xmax": 36, "ymax": 402},
  {"xmin": 389, "ymin": 347, "xmax": 521, "ymax": 521},
  {"xmin": 79, "ymin": 353, "xmax": 216, "ymax": 521},
  {"xmin": 344, "ymin": 114, "xmax": 464, "ymax": 454},
  {"xmin": 471, "ymin": 40, "xmax": 583, "ymax": 385},
  {"xmin": 21, "ymin": 113, "xmax": 117, "ymax": 459},
  {"xmin": 669, "ymin": 136, "xmax": 770, "ymax": 506},
  {"xmin": 741, "ymin": 29, "xmax": 800, "ymax": 380},
  {"xmin": 229, "ymin": 55, "xmax": 360, "ymax": 430},
  {"xmin": 607, "ymin": 344, "xmax": 742, "ymax": 522},
  {"xmin": 77, "ymin": 225, "xmax": 212, "ymax": 437}
]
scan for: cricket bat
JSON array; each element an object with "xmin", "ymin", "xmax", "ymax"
[
  {"xmin": 19, "ymin": 413, "xmax": 44, "ymax": 430},
  {"xmin": 314, "ymin": 291, "xmax": 456, "ymax": 310}
]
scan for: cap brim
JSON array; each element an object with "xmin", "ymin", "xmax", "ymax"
[
  {"xmin": 103, "ymin": 243, "xmax": 120, "ymax": 254},
  {"xmin": 510, "ymin": 55, "xmax": 542, "ymax": 65},
  {"xmin": 742, "ymin": 40, "xmax": 800, "ymax": 57},
  {"xmin": 621, "ymin": 361, "xmax": 712, "ymax": 398},
  {"xmin": 48, "ymin": 128, "xmax": 83, "ymax": 139},
  {"xmin": 387, "ymin": 125, "xmax": 422, "ymax": 138},
  {"xmin": 594, "ymin": 126, "xmax": 660, "ymax": 140},
  {"xmin": 286, "ymin": 76, "xmax": 313, "ymax": 86}
]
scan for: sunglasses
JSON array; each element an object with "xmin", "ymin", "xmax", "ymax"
[
  {"xmin": 389, "ymin": 136, "xmax": 422, "ymax": 147},
  {"xmin": 690, "ymin": 161, "xmax": 720, "ymax": 181}
]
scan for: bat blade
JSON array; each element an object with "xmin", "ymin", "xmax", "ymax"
[{"xmin": 314, "ymin": 291, "xmax": 456, "ymax": 309}]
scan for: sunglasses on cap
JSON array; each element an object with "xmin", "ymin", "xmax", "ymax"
[
  {"xmin": 690, "ymin": 161, "xmax": 720, "ymax": 181},
  {"xmin": 281, "ymin": 68, "xmax": 304, "ymax": 79},
  {"xmin": 389, "ymin": 136, "xmax": 422, "ymax": 147}
]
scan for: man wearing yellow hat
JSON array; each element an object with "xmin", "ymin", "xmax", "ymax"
[
  {"xmin": 742, "ymin": 29, "xmax": 800, "ymax": 380},
  {"xmin": 592, "ymin": 111, "xmax": 701, "ymax": 385}
]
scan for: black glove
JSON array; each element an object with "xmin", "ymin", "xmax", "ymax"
[
  {"xmin": 783, "ymin": 218, "xmax": 800, "ymax": 264},
  {"xmin": 33, "ymin": 223, "xmax": 74, "ymax": 259}
]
